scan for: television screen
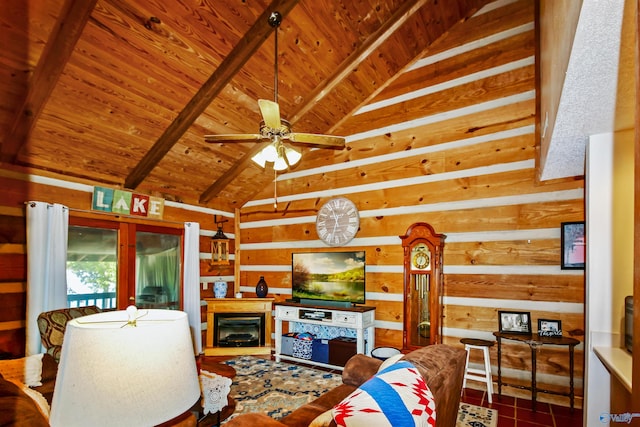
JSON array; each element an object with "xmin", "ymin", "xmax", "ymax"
[{"xmin": 292, "ymin": 251, "xmax": 366, "ymax": 305}]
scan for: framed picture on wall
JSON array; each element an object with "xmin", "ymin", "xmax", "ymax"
[
  {"xmin": 561, "ymin": 221, "xmax": 585, "ymax": 270},
  {"xmin": 498, "ymin": 311, "xmax": 531, "ymax": 334}
]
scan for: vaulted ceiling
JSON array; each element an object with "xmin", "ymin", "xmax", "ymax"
[{"xmin": 2, "ymin": 0, "xmax": 496, "ymax": 212}]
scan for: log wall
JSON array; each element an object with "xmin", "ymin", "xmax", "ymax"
[{"xmin": 238, "ymin": 0, "xmax": 585, "ymax": 408}]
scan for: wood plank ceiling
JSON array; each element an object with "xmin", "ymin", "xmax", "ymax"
[{"xmin": 1, "ymin": 0, "xmax": 491, "ymax": 212}]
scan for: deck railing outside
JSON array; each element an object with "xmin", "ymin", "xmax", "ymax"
[{"xmin": 67, "ymin": 292, "xmax": 117, "ymax": 309}]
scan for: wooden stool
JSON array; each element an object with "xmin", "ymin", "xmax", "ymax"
[{"xmin": 460, "ymin": 338, "xmax": 495, "ymax": 403}]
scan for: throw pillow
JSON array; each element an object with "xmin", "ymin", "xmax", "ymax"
[
  {"xmin": 0, "ymin": 353, "xmax": 44, "ymax": 387},
  {"xmin": 377, "ymin": 353, "xmax": 404, "ymax": 372},
  {"xmin": 332, "ymin": 361, "xmax": 436, "ymax": 427}
]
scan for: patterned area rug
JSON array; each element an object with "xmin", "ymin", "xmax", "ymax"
[
  {"xmin": 457, "ymin": 403, "xmax": 498, "ymax": 427},
  {"xmin": 222, "ymin": 356, "xmax": 343, "ymax": 422},
  {"xmin": 222, "ymin": 356, "xmax": 497, "ymax": 426}
]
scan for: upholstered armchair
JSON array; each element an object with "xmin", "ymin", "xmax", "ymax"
[{"xmin": 37, "ymin": 306, "xmax": 102, "ymax": 362}]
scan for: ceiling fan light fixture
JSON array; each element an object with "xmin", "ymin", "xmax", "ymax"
[
  {"xmin": 261, "ymin": 144, "xmax": 279, "ymax": 162},
  {"xmin": 252, "ymin": 141, "xmax": 300, "ymax": 171},
  {"xmin": 284, "ymin": 145, "xmax": 301, "ymax": 165},
  {"xmin": 251, "ymin": 150, "xmax": 268, "ymax": 168},
  {"xmin": 273, "ymin": 156, "xmax": 288, "ymax": 171}
]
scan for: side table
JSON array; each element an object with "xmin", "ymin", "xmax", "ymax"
[
  {"xmin": 194, "ymin": 357, "xmax": 237, "ymax": 426},
  {"xmin": 493, "ymin": 331, "xmax": 579, "ymax": 411}
]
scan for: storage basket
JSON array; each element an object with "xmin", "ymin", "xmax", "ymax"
[{"xmin": 292, "ymin": 337, "xmax": 313, "ymax": 360}]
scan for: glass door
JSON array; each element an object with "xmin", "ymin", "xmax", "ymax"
[
  {"xmin": 135, "ymin": 229, "xmax": 181, "ymax": 309},
  {"xmin": 67, "ymin": 223, "xmax": 118, "ymax": 309},
  {"xmin": 66, "ymin": 217, "xmax": 183, "ymax": 310}
]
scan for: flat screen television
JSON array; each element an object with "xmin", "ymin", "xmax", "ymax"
[{"xmin": 292, "ymin": 251, "xmax": 365, "ymax": 306}]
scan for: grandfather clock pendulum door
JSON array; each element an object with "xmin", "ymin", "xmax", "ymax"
[{"xmin": 400, "ymin": 223, "xmax": 446, "ymax": 350}]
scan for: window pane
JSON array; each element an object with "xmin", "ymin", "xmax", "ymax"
[
  {"xmin": 135, "ymin": 231, "xmax": 181, "ymax": 310},
  {"xmin": 67, "ymin": 226, "xmax": 117, "ymax": 309}
]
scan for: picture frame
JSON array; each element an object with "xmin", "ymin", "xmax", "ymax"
[
  {"xmin": 561, "ymin": 221, "xmax": 585, "ymax": 270},
  {"xmin": 498, "ymin": 310, "xmax": 532, "ymax": 334},
  {"xmin": 538, "ymin": 318, "xmax": 562, "ymax": 337}
]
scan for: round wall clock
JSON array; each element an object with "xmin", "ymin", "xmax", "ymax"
[{"xmin": 316, "ymin": 197, "xmax": 360, "ymax": 246}]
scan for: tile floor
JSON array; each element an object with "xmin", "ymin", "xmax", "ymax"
[{"xmin": 461, "ymin": 387, "xmax": 583, "ymax": 427}]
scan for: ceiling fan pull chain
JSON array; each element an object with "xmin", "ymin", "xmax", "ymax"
[{"xmin": 274, "ymin": 168, "xmax": 278, "ymax": 209}]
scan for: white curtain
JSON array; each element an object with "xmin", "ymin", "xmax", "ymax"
[
  {"xmin": 183, "ymin": 222, "xmax": 202, "ymax": 354},
  {"xmin": 25, "ymin": 202, "xmax": 69, "ymax": 356}
]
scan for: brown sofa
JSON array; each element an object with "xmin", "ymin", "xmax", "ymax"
[{"xmin": 224, "ymin": 344, "xmax": 466, "ymax": 427}]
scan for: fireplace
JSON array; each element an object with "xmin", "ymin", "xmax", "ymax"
[
  {"xmin": 204, "ymin": 297, "xmax": 273, "ymax": 356},
  {"xmin": 214, "ymin": 312, "xmax": 265, "ymax": 347}
]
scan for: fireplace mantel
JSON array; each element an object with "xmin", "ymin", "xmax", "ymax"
[{"xmin": 204, "ymin": 298, "xmax": 273, "ymax": 356}]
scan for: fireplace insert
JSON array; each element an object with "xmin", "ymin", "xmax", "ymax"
[{"xmin": 214, "ymin": 313, "xmax": 265, "ymax": 347}]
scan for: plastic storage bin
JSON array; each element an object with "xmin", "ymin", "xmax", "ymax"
[{"xmin": 281, "ymin": 332, "xmax": 298, "ymax": 356}]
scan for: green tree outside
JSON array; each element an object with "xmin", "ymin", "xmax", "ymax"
[{"xmin": 67, "ymin": 261, "xmax": 116, "ymax": 293}]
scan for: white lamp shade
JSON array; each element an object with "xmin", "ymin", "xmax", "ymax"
[{"xmin": 49, "ymin": 309, "xmax": 200, "ymax": 427}]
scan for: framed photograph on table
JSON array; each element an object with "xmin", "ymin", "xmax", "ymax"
[
  {"xmin": 538, "ymin": 319, "xmax": 562, "ymax": 337},
  {"xmin": 498, "ymin": 311, "xmax": 531, "ymax": 334},
  {"xmin": 561, "ymin": 221, "xmax": 585, "ymax": 270}
]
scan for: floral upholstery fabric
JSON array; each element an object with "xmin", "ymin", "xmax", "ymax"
[{"xmin": 37, "ymin": 306, "xmax": 102, "ymax": 362}]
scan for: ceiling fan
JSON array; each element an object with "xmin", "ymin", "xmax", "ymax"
[{"xmin": 204, "ymin": 11, "xmax": 345, "ymax": 171}]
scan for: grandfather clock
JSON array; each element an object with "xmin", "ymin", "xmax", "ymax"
[{"xmin": 400, "ymin": 223, "xmax": 446, "ymax": 350}]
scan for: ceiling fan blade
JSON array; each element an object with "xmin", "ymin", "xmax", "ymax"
[
  {"xmin": 288, "ymin": 132, "xmax": 346, "ymax": 149},
  {"xmin": 258, "ymin": 99, "xmax": 282, "ymax": 130},
  {"xmin": 204, "ymin": 134, "xmax": 264, "ymax": 142}
]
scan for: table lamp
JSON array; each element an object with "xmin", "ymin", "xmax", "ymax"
[{"xmin": 49, "ymin": 306, "xmax": 200, "ymax": 427}]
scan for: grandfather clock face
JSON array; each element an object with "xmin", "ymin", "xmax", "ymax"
[{"xmin": 410, "ymin": 243, "xmax": 431, "ymax": 271}]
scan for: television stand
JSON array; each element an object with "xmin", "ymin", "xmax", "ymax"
[{"xmin": 274, "ymin": 302, "xmax": 375, "ymax": 370}]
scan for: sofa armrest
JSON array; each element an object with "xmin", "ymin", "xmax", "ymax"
[
  {"xmin": 341, "ymin": 354, "xmax": 382, "ymax": 387},
  {"xmin": 222, "ymin": 413, "xmax": 287, "ymax": 427},
  {"xmin": 403, "ymin": 344, "xmax": 466, "ymax": 427}
]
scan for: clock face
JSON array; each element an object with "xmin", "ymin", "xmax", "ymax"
[
  {"xmin": 411, "ymin": 244, "xmax": 431, "ymax": 270},
  {"xmin": 316, "ymin": 197, "xmax": 360, "ymax": 246}
]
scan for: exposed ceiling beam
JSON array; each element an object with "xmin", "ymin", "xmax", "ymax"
[
  {"xmin": 1, "ymin": 0, "xmax": 98, "ymax": 162},
  {"xmin": 199, "ymin": 141, "xmax": 271, "ymax": 204},
  {"xmin": 289, "ymin": 0, "xmax": 428, "ymax": 124},
  {"xmin": 124, "ymin": 0, "xmax": 301, "ymax": 190}
]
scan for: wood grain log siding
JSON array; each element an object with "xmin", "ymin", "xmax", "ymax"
[
  {"xmin": 238, "ymin": 0, "xmax": 585, "ymax": 407},
  {"xmin": 0, "ymin": 210, "xmax": 27, "ymax": 357}
]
